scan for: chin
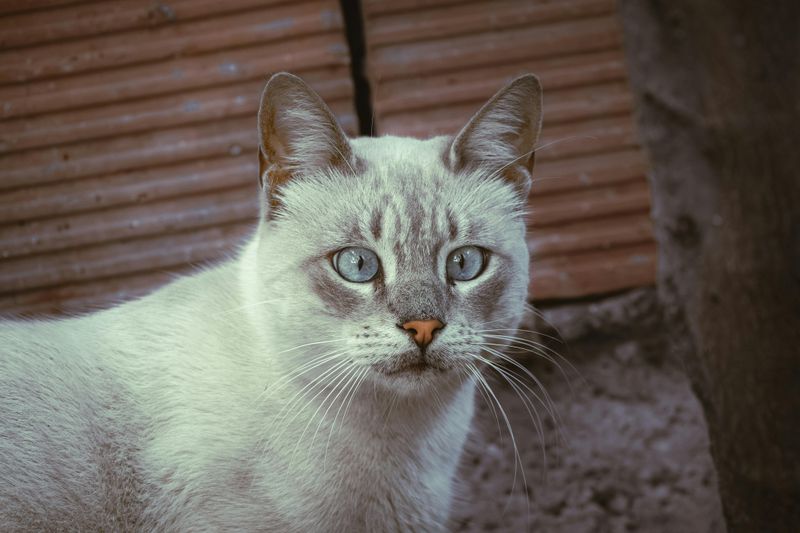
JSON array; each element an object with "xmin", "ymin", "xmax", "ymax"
[{"xmin": 370, "ymin": 360, "xmax": 461, "ymax": 396}]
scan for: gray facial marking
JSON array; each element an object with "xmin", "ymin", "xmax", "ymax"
[
  {"xmin": 447, "ymin": 210, "xmax": 459, "ymax": 241},
  {"xmin": 387, "ymin": 277, "xmax": 448, "ymax": 324},
  {"xmin": 430, "ymin": 238, "xmax": 446, "ymax": 272},
  {"xmin": 404, "ymin": 191, "xmax": 425, "ymax": 228},
  {"xmin": 309, "ymin": 269, "xmax": 363, "ymax": 317},
  {"xmin": 369, "ymin": 209, "xmax": 382, "ymax": 240},
  {"xmin": 392, "ymin": 211, "xmax": 407, "ymax": 267},
  {"xmin": 347, "ymin": 222, "xmax": 364, "ymax": 242},
  {"xmin": 469, "ymin": 268, "xmax": 509, "ymax": 321}
]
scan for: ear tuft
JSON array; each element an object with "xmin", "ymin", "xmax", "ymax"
[
  {"xmin": 257, "ymin": 72, "xmax": 354, "ymax": 214},
  {"xmin": 449, "ymin": 74, "xmax": 543, "ymax": 197}
]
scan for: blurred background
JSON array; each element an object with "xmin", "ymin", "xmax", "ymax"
[
  {"xmin": 10, "ymin": 1, "xmax": 790, "ymax": 532},
  {"xmin": 0, "ymin": 0, "xmax": 655, "ymax": 316}
]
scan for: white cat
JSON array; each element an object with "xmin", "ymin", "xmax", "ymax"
[{"xmin": 0, "ymin": 72, "xmax": 542, "ymax": 532}]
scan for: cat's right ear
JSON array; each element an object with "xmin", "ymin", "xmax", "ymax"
[
  {"xmin": 257, "ymin": 72, "xmax": 355, "ymax": 217},
  {"xmin": 448, "ymin": 74, "xmax": 543, "ymax": 199}
]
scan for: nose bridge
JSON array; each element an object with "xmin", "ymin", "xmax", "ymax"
[{"xmin": 387, "ymin": 276, "xmax": 447, "ymax": 324}]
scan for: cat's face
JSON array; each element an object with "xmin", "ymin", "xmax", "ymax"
[{"xmin": 252, "ymin": 73, "xmax": 541, "ymax": 395}]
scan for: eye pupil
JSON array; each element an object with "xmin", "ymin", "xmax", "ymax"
[
  {"xmin": 446, "ymin": 246, "xmax": 486, "ymax": 282},
  {"xmin": 334, "ymin": 247, "xmax": 380, "ymax": 283}
]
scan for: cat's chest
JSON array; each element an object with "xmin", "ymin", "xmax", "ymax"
[
  {"xmin": 285, "ymin": 457, "xmax": 449, "ymax": 532},
  {"xmin": 284, "ymin": 433, "xmax": 456, "ymax": 531}
]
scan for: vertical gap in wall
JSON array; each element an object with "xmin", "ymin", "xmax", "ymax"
[{"xmin": 340, "ymin": 0, "xmax": 374, "ymax": 136}]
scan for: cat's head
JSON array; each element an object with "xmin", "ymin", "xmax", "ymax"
[{"xmin": 250, "ymin": 72, "xmax": 541, "ymax": 395}]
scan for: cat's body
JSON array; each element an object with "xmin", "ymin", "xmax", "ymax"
[
  {"xmin": 0, "ymin": 74, "xmax": 542, "ymax": 531},
  {"xmin": 1, "ymin": 255, "xmax": 472, "ymax": 531}
]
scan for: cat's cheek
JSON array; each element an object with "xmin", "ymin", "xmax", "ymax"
[
  {"xmin": 470, "ymin": 274, "xmax": 511, "ymax": 323},
  {"xmin": 306, "ymin": 269, "xmax": 377, "ymax": 320}
]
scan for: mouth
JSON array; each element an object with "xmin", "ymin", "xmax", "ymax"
[
  {"xmin": 375, "ymin": 359, "xmax": 448, "ymax": 377},
  {"xmin": 384, "ymin": 361, "xmax": 431, "ymax": 376}
]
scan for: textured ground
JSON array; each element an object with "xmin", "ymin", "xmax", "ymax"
[{"xmin": 452, "ymin": 289, "xmax": 725, "ymax": 532}]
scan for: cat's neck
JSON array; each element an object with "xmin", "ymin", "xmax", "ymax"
[
  {"xmin": 255, "ymin": 358, "xmax": 477, "ymax": 454},
  {"xmin": 251, "ymin": 368, "xmax": 476, "ymax": 531}
]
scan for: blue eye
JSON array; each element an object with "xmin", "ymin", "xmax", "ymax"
[
  {"xmin": 446, "ymin": 246, "xmax": 486, "ymax": 281},
  {"xmin": 333, "ymin": 247, "xmax": 380, "ymax": 283}
]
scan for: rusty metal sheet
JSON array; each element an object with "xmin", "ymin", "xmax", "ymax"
[
  {"xmin": 0, "ymin": 0, "xmax": 344, "ymax": 83},
  {"xmin": 0, "ymin": 0, "xmax": 355, "ymax": 316},
  {"xmin": 1, "ymin": 42, "xmax": 351, "ymax": 119},
  {"xmin": 0, "ymin": 0, "xmax": 291, "ymax": 49}
]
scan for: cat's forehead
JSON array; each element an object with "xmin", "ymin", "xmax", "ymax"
[
  {"xmin": 278, "ymin": 134, "xmax": 524, "ymax": 255},
  {"xmin": 350, "ymin": 135, "xmax": 450, "ymax": 180},
  {"xmin": 347, "ymin": 135, "xmax": 472, "ymax": 205},
  {"xmin": 347, "ymin": 136, "xmax": 500, "ymax": 239}
]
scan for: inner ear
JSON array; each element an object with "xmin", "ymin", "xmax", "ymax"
[
  {"xmin": 449, "ymin": 74, "xmax": 543, "ymax": 195},
  {"xmin": 257, "ymin": 73, "xmax": 355, "ymax": 212}
]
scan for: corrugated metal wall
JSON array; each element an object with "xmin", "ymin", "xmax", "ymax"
[
  {"xmin": 0, "ymin": 0, "xmax": 356, "ymax": 316},
  {"xmin": 0, "ymin": 0, "xmax": 655, "ymax": 316},
  {"xmin": 362, "ymin": 0, "xmax": 656, "ymax": 300}
]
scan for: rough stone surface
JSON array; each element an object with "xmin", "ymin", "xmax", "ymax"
[{"xmin": 453, "ymin": 289, "xmax": 725, "ymax": 532}]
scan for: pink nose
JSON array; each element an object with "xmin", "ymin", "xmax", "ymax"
[{"xmin": 401, "ymin": 319, "xmax": 444, "ymax": 348}]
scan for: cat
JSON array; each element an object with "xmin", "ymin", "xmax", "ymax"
[{"xmin": 0, "ymin": 71, "xmax": 542, "ymax": 532}]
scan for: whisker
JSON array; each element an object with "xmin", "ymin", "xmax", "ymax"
[
  {"xmin": 473, "ymin": 351, "xmax": 553, "ymax": 429},
  {"xmin": 529, "ymin": 174, "xmax": 576, "ymax": 186},
  {"xmin": 479, "ymin": 346, "xmax": 568, "ymax": 458},
  {"xmin": 478, "ymin": 325, "xmax": 564, "ymax": 345},
  {"xmin": 484, "ymin": 134, "xmax": 599, "ymax": 185},
  {"xmin": 476, "ymin": 328, "xmax": 579, "ymax": 376},
  {"xmin": 323, "ymin": 366, "xmax": 370, "ymax": 468},
  {"xmin": 533, "ymin": 134, "xmax": 598, "ymax": 154},
  {"xmin": 468, "ymin": 364, "xmax": 530, "ymax": 519},
  {"xmin": 469, "ymin": 363, "xmax": 503, "ymax": 441},
  {"xmin": 212, "ymin": 297, "xmax": 289, "ymax": 317},
  {"xmin": 275, "ymin": 338, "xmax": 349, "ymax": 355},
  {"xmin": 254, "ymin": 357, "xmax": 353, "ymax": 461},
  {"xmin": 382, "ymin": 389, "xmax": 400, "ymax": 430},
  {"xmin": 285, "ymin": 361, "xmax": 357, "ymax": 463},
  {"xmin": 480, "ymin": 346, "xmax": 562, "ymax": 432},
  {"xmin": 479, "ymin": 336, "xmax": 564, "ymax": 368},
  {"xmin": 523, "ymin": 302, "xmax": 568, "ymax": 346},
  {"xmin": 331, "ymin": 144, "xmax": 357, "ymax": 176},
  {"xmin": 472, "ymin": 352, "xmax": 549, "ymax": 484},
  {"xmin": 480, "ymin": 334, "xmax": 585, "ymax": 391},
  {"xmin": 474, "ymin": 315, "xmax": 516, "ymax": 330},
  {"xmin": 308, "ymin": 365, "xmax": 365, "ymax": 466},
  {"xmin": 480, "ymin": 338, "xmax": 575, "ymax": 389},
  {"xmin": 255, "ymin": 349, "xmax": 349, "ymax": 404},
  {"xmin": 268, "ymin": 358, "xmax": 353, "ymax": 438}
]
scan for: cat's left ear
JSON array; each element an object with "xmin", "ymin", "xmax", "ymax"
[
  {"xmin": 257, "ymin": 72, "xmax": 355, "ymax": 214},
  {"xmin": 448, "ymin": 74, "xmax": 543, "ymax": 198}
]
